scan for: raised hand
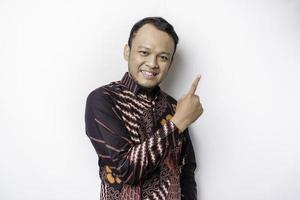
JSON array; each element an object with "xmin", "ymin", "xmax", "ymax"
[
  {"xmin": 188, "ymin": 75, "xmax": 201, "ymax": 95},
  {"xmin": 170, "ymin": 75, "xmax": 203, "ymax": 133}
]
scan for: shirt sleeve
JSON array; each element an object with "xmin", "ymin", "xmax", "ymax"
[
  {"xmin": 180, "ymin": 128, "xmax": 197, "ymax": 200},
  {"xmin": 84, "ymin": 88, "xmax": 183, "ymax": 185}
]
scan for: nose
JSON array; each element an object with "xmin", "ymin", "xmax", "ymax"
[{"xmin": 146, "ymin": 55, "xmax": 158, "ymax": 68}]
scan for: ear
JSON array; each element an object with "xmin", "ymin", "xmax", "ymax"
[{"xmin": 123, "ymin": 44, "xmax": 130, "ymax": 61}]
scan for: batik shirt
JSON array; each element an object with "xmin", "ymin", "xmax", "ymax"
[{"xmin": 85, "ymin": 72, "xmax": 197, "ymax": 200}]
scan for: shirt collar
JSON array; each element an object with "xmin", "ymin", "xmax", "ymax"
[{"xmin": 120, "ymin": 72, "xmax": 160, "ymax": 97}]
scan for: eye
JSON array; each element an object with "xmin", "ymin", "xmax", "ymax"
[
  {"xmin": 139, "ymin": 51, "xmax": 149, "ymax": 56},
  {"xmin": 160, "ymin": 56, "xmax": 169, "ymax": 61}
]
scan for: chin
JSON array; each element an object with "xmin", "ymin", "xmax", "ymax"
[{"xmin": 139, "ymin": 80, "xmax": 158, "ymax": 89}]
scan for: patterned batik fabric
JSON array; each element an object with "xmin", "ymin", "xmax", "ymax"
[{"xmin": 85, "ymin": 72, "xmax": 197, "ymax": 200}]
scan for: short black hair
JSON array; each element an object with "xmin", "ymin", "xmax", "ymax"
[{"xmin": 128, "ymin": 17, "xmax": 179, "ymax": 57}]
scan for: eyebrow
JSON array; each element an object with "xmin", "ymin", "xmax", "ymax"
[{"xmin": 137, "ymin": 45, "xmax": 171, "ymax": 55}]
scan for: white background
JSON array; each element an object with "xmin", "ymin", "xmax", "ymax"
[{"xmin": 1, "ymin": 0, "xmax": 299, "ymax": 199}]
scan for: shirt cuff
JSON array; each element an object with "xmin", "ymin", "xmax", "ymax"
[{"xmin": 165, "ymin": 120, "xmax": 184, "ymax": 149}]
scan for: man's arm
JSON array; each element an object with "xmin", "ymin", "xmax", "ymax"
[
  {"xmin": 85, "ymin": 88, "xmax": 182, "ymax": 185},
  {"xmin": 180, "ymin": 128, "xmax": 197, "ymax": 200}
]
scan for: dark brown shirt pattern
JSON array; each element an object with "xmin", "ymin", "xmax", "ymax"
[{"xmin": 85, "ymin": 72, "xmax": 197, "ymax": 200}]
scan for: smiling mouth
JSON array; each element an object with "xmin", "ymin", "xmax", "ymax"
[{"xmin": 141, "ymin": 70, "xmax": 158, "ymax": 79}]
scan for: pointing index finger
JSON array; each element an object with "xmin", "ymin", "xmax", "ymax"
[{"xmin": 188, "ymin": 75, "xmax": 201, "ymax": 95}]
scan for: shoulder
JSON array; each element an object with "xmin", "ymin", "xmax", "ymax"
[
  {"xmin": 160, "ymin": 89, "xmax": 177, "ymax": 105},
  {"xmin": 86, "ymin": 81, "xmax": 122, "ymax": 108}
]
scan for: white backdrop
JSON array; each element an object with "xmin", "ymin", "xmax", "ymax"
[{"xmin": 1, "ymin": 0, "xmax": 299, "ymax": 200}]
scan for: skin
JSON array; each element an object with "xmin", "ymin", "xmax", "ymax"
[
  {"xmin": 123, "ymin": 23, "xmax": 203, "ymax": 133},
  {"xmin": 123, "ymin": 23, "xmax": 175, "ymax": 89},
  {"xmin": 170, "ymin": 75, "xmax": 203, "ymax": 133}
]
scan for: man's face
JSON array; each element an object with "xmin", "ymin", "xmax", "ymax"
[{"xmin": 124, "ymin": 23, "xmax": 175, "ymax": 89}]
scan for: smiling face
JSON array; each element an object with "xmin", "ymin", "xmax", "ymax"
[{"xmin": 124, "ymin": 23, "xmax": 175, "ymax": 89}]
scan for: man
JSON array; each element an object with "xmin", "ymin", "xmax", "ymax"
[{"xmin": 85, "ymin": 17, "xmax": 203, "ymax": 200}]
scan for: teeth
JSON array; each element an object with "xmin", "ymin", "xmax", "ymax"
[{"xmin": 142, "ymin": 71, "xmax": 156, "ymax": 76}]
